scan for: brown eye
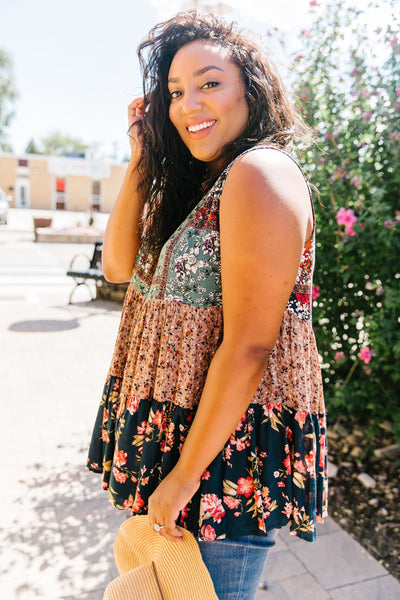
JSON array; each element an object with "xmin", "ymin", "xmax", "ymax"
[{"xmin": 202, "ymin": 81, "xmax": 220, "ymax": 89}]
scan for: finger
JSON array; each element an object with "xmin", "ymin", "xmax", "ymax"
[
  {"xmin": 160, "ymin": 516, "xmax": 183, "ymax": 541},
  {"xmin": 160, "ymin": 525, "xmax": 183, "ymax": 543},
  {"xmin": 128, "ymin": 98, "xmax": 145, "ymax": 115},
  {"xmin": 148, "ymin": 511, "xmax": 165, "ymax": 531},
  {"xmin": 128, "ymin": 97, "xmax": 145, "ymax": 109},
  {"xmin": 129, "ymin": 105, "xmax": 143, "ymax": 116}
]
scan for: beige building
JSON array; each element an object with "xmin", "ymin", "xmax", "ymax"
[{"xmin": 0, "ymin": 153, "xmax": 127, "ymax": 213}]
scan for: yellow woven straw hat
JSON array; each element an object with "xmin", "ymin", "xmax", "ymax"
[{"xmin": 103, "ymin": 515, "xmax": 218, "ymax": 600}]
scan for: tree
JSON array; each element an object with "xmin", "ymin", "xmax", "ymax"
[
  {"xmin": 39, "ymin": 131, "xmax": 89, "ymax": 156},
  {"xmin": 0, "ymin": 49, "xmax": 17, "ymax": 152},
  {"xmin": 289, "ymin": 0, "xmax": 400, "ymax": 438},
  {"xmin": 25, "ymin": 138, "xmax": 41, "ymax": 155}
]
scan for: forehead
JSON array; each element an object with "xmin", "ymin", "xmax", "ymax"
[{"xmin": 168, "ymin": 40, "xmax": 237, "ymax": 75}]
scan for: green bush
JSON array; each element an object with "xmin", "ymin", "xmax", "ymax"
[{"xmin": 290, "ymin": 0, "xmax": 400, "ymax": 438}]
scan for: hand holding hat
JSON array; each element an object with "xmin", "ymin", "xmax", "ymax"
[{"xmin": 103, "ymin": 516, "xmax": 218, "ymax": 600}]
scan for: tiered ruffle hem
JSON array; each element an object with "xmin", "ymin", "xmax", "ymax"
[{"xmin": 87, "ymin": 284, "xmax": 328, "ymax": 542}]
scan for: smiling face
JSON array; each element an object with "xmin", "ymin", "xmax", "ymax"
[{"xmin": 167, "ymin": 41, "xmax": 249, "ymax": 168}]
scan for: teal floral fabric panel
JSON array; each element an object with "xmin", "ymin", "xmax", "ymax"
[{"xmin": 146, "ymin": 181, "xmax": 223, "ymax": 307}]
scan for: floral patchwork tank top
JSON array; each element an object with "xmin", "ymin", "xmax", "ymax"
[{"xmin": 87, "ymin": 146, "xmax": 328, "ymax": 542}]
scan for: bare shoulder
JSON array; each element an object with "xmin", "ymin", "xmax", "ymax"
[
  {"xmin": 220, "ymin": 147, "xmax": 312, "ymax": 234},
  {"xmin": 223, "ymin": 147, "xmax": 309, "ymax": 203}
]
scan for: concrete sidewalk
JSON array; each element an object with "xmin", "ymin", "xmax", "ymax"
[{"xmin": 1, "ymin": 227, "xmax": 399, "ymax": 599}]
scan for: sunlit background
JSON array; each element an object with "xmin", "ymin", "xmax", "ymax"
[
  {"xmin": 1, "ymin": 0, "xmax": 325, "ymax": 162},
  {"xmin": 1, "ymin": 1, "xmax": 400, "ymax": 598}
]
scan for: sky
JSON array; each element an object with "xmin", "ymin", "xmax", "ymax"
[{"xmin": 0, "ymin": 0, "xmax": 378, "ymax": 162}]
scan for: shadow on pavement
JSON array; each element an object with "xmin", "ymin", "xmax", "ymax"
[
  {"xmin": 8, "ymin": 300, "xmax": 122, "ymax": 334},
  {"xmin": 1, "ymin": 440, "xmax": 129, "ymax": 599},
  {"xmin": 9, "ymin": 319, "xmax": 80, "ymax": 332}
]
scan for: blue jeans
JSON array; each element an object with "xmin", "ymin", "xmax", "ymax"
[{"xmin": 198, "ymin": 531, "xmax": 278, "ymax": 600}]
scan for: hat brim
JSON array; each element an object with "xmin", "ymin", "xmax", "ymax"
[{"xmin": 104, "ymin": 563, "xmax": 164, "ymax": 600}]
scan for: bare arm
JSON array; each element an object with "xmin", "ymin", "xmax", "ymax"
[
  {"xmin": 101, "ymin": 98, "xmax": 146, "ymax": 282},
  {"xmin": 148, "ymin": 148, "xmax": 313, "ymax": 540}
]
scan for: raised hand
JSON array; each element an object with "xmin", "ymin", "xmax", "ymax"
[{"xmin": 127, "ymin": 97, "xmax": 147, "ymax": 162}]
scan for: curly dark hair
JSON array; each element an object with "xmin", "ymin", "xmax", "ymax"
[{"xmin": 134, "ymin": 11, "xmax": 307, "ymax": 252}]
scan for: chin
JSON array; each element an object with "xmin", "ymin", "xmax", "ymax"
[{"xmin": 189, "ymin": 147, "xmax": 221, "ymax": 164}]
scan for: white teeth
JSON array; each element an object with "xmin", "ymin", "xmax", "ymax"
[{"xmin": 187, "ymin": 120, "xmax": 215, "ymax": 133}]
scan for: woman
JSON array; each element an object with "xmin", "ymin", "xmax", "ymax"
[{"xmin": 87, "ymin": 11, "xmax": 328, "ymax": 600}]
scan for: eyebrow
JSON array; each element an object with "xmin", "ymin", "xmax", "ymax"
[{"xmin": 168, "ymin": 65, "xmax": 224, "ymax": 84}]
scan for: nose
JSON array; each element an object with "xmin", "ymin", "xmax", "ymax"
[{"xmin": 181, "ymin": 88, "xmax": 202, "ymax": 115}]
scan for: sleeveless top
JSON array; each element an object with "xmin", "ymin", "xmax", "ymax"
[{"xmin": 87, "ymin": 146, "xmax": 328, "ymax": 542}]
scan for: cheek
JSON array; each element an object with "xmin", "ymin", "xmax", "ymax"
[
  {"xmin": 227, "ymin": 97, "xmax": 249, "ymax": 132},
  {"xmin": 169, "ymin": 105, "xmax": 179, "ymax": 131}
]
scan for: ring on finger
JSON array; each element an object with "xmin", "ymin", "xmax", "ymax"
[{"xmin": 154, "ymin": 523, "xmax": 165, "ymax": 533}]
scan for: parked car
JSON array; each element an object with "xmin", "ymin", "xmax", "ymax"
[{"xmin": 0, "ymin": 188, "xmax": 10, "ymax": 224}]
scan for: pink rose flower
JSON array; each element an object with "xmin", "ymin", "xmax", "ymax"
[
  {"xmin": 312, "ymin": 285, "xmax": 320, "ymax": 300},
  {"xmin": 335, "ymin": 351, "xmax": 345, "ymax": 361},
  {"xmin": 336, "ymin": 207, "xmax": 357, "ymax": 236},
  {"xmin": 359, "ymin": 347, "xmax": 372, "ymax": 364}
]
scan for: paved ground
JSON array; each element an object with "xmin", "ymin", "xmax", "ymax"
[{"xmin": 1, "ymin": 209, "xmax": 400, "ymax": 599}]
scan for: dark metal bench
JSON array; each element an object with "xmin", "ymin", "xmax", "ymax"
[{"xmin": 66, "ymin": 240, "xmax": 105, "ymax": 304}]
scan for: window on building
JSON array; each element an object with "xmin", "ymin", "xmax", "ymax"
[
  {"xmin": 91, "ymin": 181, "xmax": 101, "ymax": 212},
  {"xmin": 18, "ymin": 159, "xmax": 28, "ymax": 167},
  {"xmin": 55, "ymin": 178, "xmax": 66, "ymax": 209}
]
